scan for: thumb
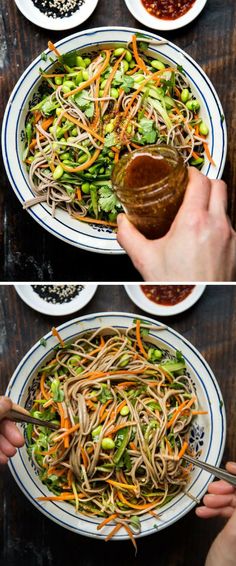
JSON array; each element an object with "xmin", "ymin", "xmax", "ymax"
[{"xmin": 117, "ymin": 214, "xmax": 150, "ymax": 268}]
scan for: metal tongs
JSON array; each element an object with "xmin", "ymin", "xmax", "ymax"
[{"xmin": 6, "ymin": 401, "xmax": 59, "ymax": 431}]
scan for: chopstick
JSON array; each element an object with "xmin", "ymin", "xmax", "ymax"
[
  {"xmin": 183, "ymin": 454, "xmax": 236, "ymax": 487},
  {"xmin": 6, "ymin": 402, "xmax": 59, "ymax": 431}
]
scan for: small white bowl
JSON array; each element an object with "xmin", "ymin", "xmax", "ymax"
[
  {"xmin": 14, "ymin": 284, "xmax": 97, "ymax": 316},
  {"xmin": 124, "ymin": 284, "xmax": 206, "ymax": 316},
  {"xmin": 14, "ymin": 0, "xmax": 99, "ymax": 31},
  {"xmin": 123, "ymin": 0, "xmax": 207, "ymax": 31}
]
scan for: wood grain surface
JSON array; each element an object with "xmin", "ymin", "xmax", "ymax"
[
  {"xmin": 0, "ymin": 0, "xmax": 236, "ymax": 281},
  {"xmin": 0, "ymin": 284, "xmax": 236, "ymax": 566}
]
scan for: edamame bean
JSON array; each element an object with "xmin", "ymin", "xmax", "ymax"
[
  {"xmin": 63, "ymin": 80, "xmax": 76, "ymax": 89},
  {"xmin": 78, "ymin": 153, "xmax": 89, "ymax": 164},
  {"xmin": 100, "ymin": 79, "xmax": 107, "ymax": 89},
  {"xmin": 81, "ymin": 182, "xmax": 90, "ymax": 193},
  {"xmin": 151, "ymin": 59, "xmax": 165, "ymax": 70},
  {"xmin": 92, "ymin": 425, "xmax": 102, "ymax": 438},
  {"xmin": 110, "ymin": 88, "xmax": 119, "ymax": 99},
  {"xmin": 56, "ymin": 108, "xmax": 63, "ymax": 116},
  {"xmin": 53, "ymin": 164, "xmax": 64, "ymax": 180},
  {"xmin": 125, "ymin": 50, "xmax": 132, "ymax": 62},
  {"xmin": 108, "ymin": 151, "xmax": 115, "ymax": 159},
  {"xmin": 99, "ymin": 89, "xmax": 104, "ymax": 97},
  {"xmin": 181, "ymin": 88, "xmax": 190, "ymax": 103},
  {"xmin": 186, "ymin": 99, "xmax": 200, "ymax": 112},
  {"xmin": 120, "ymin": 405, "xmax": 130, "ymax": 416},
  {"xmin": 61, "ymin": 152, "xmax": 70, "ymax": 161},
  {"xmin": 121, "ymin": 60, "xmax": 129, "ymax": 73},
  {"xmin": 199, "ymin": 121, "xmax": 209, "ymax": 136},
  {"xmin": 105, "ymin": 122, "xmax": 114, "ymax": 134},
  {"xmin": 129, "ymin": 60, "xmax": 136, "ymax": 69},
  {"xmin": 82, "ymin": 69, "xmax": 89, "ymax": 81},
  {"xmin": 114, "ymin": 47, "xmax": 125, "ymax": 56},
  {"xmin": 75, "ymin": 71, "xmax": 83, "ymax": 85},
  {"xmin": 71, "ymin": 128, "xmax": 78, "ymax": 136},
  {"xmin": 76, "ymin": 55, "xmax": 86, "ymax": 68},
  {"xmin": 61, "ymin": 85, "xmax": 71, "ymax": 94},
  {"xmin": 84, "ymin": 57, "xmax": 91, "ymax": 67},
  {"xmin": 101, "ymin": 438, "xmax": 115, "ymax": 450},
  {"xmin": 55, "ymin": 76, "xmax": 62, "ymax": 85}
]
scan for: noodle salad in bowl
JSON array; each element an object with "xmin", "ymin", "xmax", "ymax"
[
  {"xmin": 2, "ymin": 27, "xmax": 226, "ymax": 253},
  {"xmin": 6, "ymin": 313, "xmax": 225, "ymax": 545}
]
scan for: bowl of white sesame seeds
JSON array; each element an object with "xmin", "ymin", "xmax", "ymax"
[{"xmin": 14, "ymin": 0, "xmax": 100, "ymax": 31}]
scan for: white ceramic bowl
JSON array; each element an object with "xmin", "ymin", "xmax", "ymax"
[
  {"xmin": 124, "ymin": 285, "xmax": 206, "ymax": 316},
  {"xmin": 2, "ymin": 27, "xmax": 227, "ymax": 253},
  {"xmin": 14, "ymin": 284, "xmax": 97, "ymax": 316},
  {"xmin": 14, "ymin": 0, "xmax": 100, "ymax": 31},
  {"xmin": 6, "ymin": 312, "xmax": 226, "ymax": 540},
  {"xmin": 124, "ymin": 0, "xmax": 208, "ymax": 31}
]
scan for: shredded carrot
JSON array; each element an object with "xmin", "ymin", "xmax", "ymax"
[
  {"xmin": 61, "ymin": 148, "xmax": 101, "ymax": 173},
  {"xmin": 136, "ymin": 319, "xmax": 148, "ymax": 358},
  {"xmin": 129, "ymin": 442, "xmax": 137, "ymax": 451},
  {"xmin": 131, "ymin": 34, "xmax": 150, "ymax": 75},
  {"xmin": 192, "ymin": 151, "xmax": 200, "ymax": 160},
  {"xmin": 99, "ymin": 399, "xmax": 113, "ymax": 420},
  {"xmin": 118, "ymin": 400, "xmax": 128, "ymax": 413},
  {"xmin": 46, "ymin": 467, "xmax": 65, "ymax": 477},
  {"xmin": 167, "ymin": 397, "xmax": 196, "ymax": 429},
  {"xmin": 178, "ymin": 441, "xmax": 188, "ymax": 460},
  {"xmin": 102, "ymin": 51, "xmax": 126, "ymax": 102},
  {"xmin": 64, "ymin": 416, "xmax": 70, "ymax": 448},
  {"xmin": 97, "ymin": 514, "xmax": 118, "ymax": 530},
  {"xmin": 38, "ymin": 493, "xmax": 85, "ymax": 501},
  {"xmin": 62, "ymin": 113, "xmax": 105, "ymax": 144},
  {"xmin": 126, "ymin": 65, "xmax": 139, "ymax": 75},
  {"xmin": 52, "ymin": 327, "xmax": 65, "ymax": 348},
  {"xmin": 149, "ymin": 510, "xmax": 159, "ymax": 518},
  {"xmin": 34, "ymin": 110, "xmax": 42, "ymax": 123},
  {"xmin": 123, "ymin": 523, "xmax": 137, "ymax": 553},
  {"xmin": 117, "ymin": 381, "xmax": 135, "ymax": 388},
  {"xmin": 57, "ymin": 402, "xmax": 65, "ymax": 430},
  {"xmin": 48, "ymin": 40, "xmax": 61, "ymax": 57},
  {"xmin": 76, "ymin": 188, "xmax": 82, "ymax": 201},
  {"xmin": 40, "ymin": 372, "xmax": 50, "ymax": 400},
  {"xmin": 100, "ymin": 335, "xmax": 105, "ymax": 347},
  {"xmin": 203, "ymin": 142, "xmax": 216, "ymax": 166},
  {"xmin": 117, "ymin": 491, "xmax": 160, "ymax": 510},
  {"xmin": 53, "ymin": 423, "xmax": 80, "ymax": 442},
  {"xmin": 72, "ymin": 215, "xmax": 117, "ymax": 227},
  {"xmin": 86, "ymin": 399, "xmax": 97, "ymax": 411},
  {"xmin": 114, "ymin": 151, "xmax": 119, "ymax": 164},
  {"xmin": 63, "ymin": 50, "xmax": 111, "ymax": 99},
  {"xmin": 41, "ymin": 116, "xmax": 54, "ymax": 131},
  {"xmin": 106, "ymin": 479, "xmax": 137, "ymax": 492},
  {"xmin": 107, "ymin": 421, "xmax": 136, "ymax": 435},
  {"xmin": 192, "ymin": 410, "xmax": 208, "ymax": 415},
  {"xmin": 123, "ymin": 66, "xmax": 175, "ymax": 118},
  {"xmin": 105, "ymin": 523, "xmax": 123, "ymax": 541},
  {"xmin": 40, "ymin": 441, "xmax": 62, "ymax": 456},
  {"xmin": 80, "ymin": 446, "xmax": 89, "ymax": 469}
]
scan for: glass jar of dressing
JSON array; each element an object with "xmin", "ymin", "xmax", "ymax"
[{"xmin": 112, "ymin": 145, "xmax": 188, "ymax": 239}]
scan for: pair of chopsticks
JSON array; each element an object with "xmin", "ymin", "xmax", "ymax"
[{"xmin": 6, "ymin": 401, "xmax": 59, "ymax": 431}]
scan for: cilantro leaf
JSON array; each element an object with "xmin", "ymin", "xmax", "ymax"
[
  {"xmin": 104, "ymin": 132, "xmax": 116, "ymax": 148},
  {"xmin": 121, "ymin": 75, "xmax": 134, "ymax": 93},
  {"xmin": 138, "ymin": 118, "xmax": 157, "ymax": 144},
  {"xmin": 74, "ymin": 91, "xmax": 90, "ymax": 109},
  {"xmin": 97, "ymin": 385, "xmax": 113, "ymax": 404},
  {"xmin": 41, "ymin": 52, "xmax": 47, "ymax": 62},
  {"xmin": 176, "ymin": 350, "xmax": 185, "ymax": 363},
  {"xmin": 40, "ymin": 337, "xmax": 47, "ymax": 347},
  {"xmin": 98, "ymin": 185, "xmax": 122, "ymax": 213}
]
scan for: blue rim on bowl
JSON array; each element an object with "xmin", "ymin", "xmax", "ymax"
[
  {"xmin": 2, "ymin": 27, "xmax": 227, "ymax": 253},
  {"xmin": 6, "ymin": 312, "xmax": 226, "ymax": 540}
]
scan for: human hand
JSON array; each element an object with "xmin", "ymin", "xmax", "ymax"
[
  {"xmin": 117, "ymin": 168, "xmax": 236, "ymax": 282},
  {"xmin": 196, "ymin": 462, "xmax": 236, "ymax": 566},
  {"xmin": 0, "ymin": 396, "xmax": 24, "ymax": 464},
  {"xmin": 196, "ymin": 462, "xmax": 236, "ymax": 520}
]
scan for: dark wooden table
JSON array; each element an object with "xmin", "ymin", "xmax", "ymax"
[
  {"xmin": 0, "ymin": 284, "xmax": 236, "ymax": 566},
  {"xmin": 0, "ymin": 0, "xmax": 236, "ymax": 281}
]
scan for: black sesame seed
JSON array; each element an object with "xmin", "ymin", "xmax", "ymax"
[
  {"xmin": 32, "ymin": 285, "xmax": 84, "ymax": 304},
  {"xmin": 32, "ymin": 0, "xmax": 85, "ymax": 19}
]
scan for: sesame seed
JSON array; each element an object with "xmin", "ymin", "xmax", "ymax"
[
  {"xmin": 32, "ymin": 285, "xmax": 84, "ymax": 303},
  {"xmin": 32, "ymin": 0, "xmax": 85, "ymax": 19}
]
